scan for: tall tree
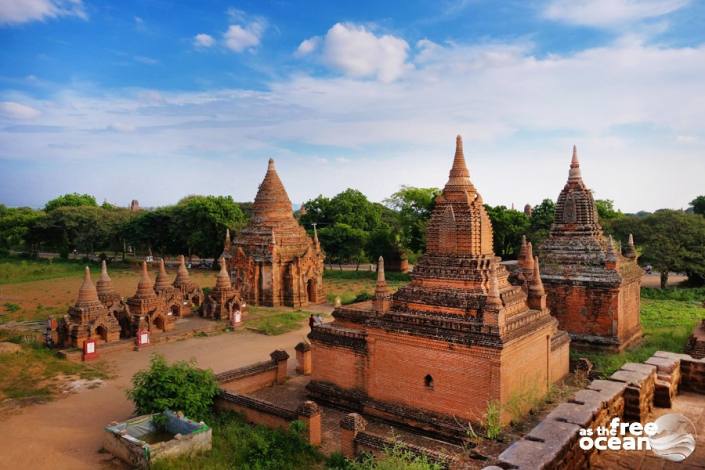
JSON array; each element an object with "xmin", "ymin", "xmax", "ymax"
[
  {"xmin": 528, "ymin": 198, "xmax": 555, "ymax": 246},
  {"xmin": 318, "ymin": 223, "xmax": 368, "ymax": 269},
  {"xmin": 44, "ymin": 193, "xmax": 97, "ymax": 212},
  {"xmin": 485, "ymin": 205, "xmax": 530, "ymax": 259},
  {"xmin": 691, "ymin": 195, "xmax": 705, "ymax": 217},
  {"xmin": 385, "ymin": 186, "xmax": 440, "ymax": 253}
]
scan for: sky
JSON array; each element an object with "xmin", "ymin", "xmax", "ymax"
[{"xmin": 1, "ymin": 0, "xmax": 704, "ymax": 213}]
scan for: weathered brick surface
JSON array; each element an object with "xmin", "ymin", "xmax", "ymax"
[
  {"xmin": 537, "ymin": 148, "xmax": 642, "ymax": 352},
  {"xmin": 609, "ymin": 364, "xmax": 655, "ymax": 423},
  {"xmin": 309, "ymin": 137, "xmax": 569, "ymax": 434}
]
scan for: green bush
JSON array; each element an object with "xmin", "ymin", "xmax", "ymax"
[
  {"xmin": 326, "ymin": 442, "xmax": 442, "ymax": 470},
  {"xmin": 151, "ymin": 410, "xmax": 321, "ymax": 470},
  {"xmin": 641, "ymin": 287, "xmax": 705, "ymax": 302},
  {"xmin": 127, "ymin": 354, "xmax": 218, "ymax": 421}
]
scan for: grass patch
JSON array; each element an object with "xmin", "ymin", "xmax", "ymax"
[
  {"xmin": 0, "ymin": 256, "xmax": 99, "ymax": 284},
  {"xmin": 324, "ymin": 269, "xmax": 410, "ymax": 305},
  {"xmin": 150, "ymin": 410, "xmax": 322, "ymax": 470},
  {"xmin": 2, "ymin": 303, "xmax": 20, "ymax": 313},
  {"xmin": 0, "ymin": 330, "xmax": 111, "ymax": 402},
  {"xmin": 573, "ymin": 298, "xmax": 704, "ymax": 376},
  {"xmin": 641, "ymin": 287, "xmax": 705, "ymax": 302},
  {"xmin": 246, "ymin": 308, "xmax": 313, "ymax": 336}
]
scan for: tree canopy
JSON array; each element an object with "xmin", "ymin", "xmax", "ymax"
[
  {"xmin": 44, "ymin": 193, "xmax": 97, "ymax": 212},
  {"xmin": 691, "ymin": 195, "xmax": 705, "ymax": 217}
]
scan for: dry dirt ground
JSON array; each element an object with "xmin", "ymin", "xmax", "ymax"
[{"xmin": 0, "ymin": 322, "xmax": 322, "ymax": 470}]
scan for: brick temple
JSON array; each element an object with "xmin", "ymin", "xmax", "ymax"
[
  {"xmin": 227, "ymin": 158, "xmax": 325, "ymax": 307},
  {"xmin": 58, "ymin": 267, "xmax": 122, "ymax": 347},
  {"xmin": 308, "ymin": 136, "xmax": 569, "ymax": 437},
  {"xmin": 537, "ymin": 146, "xmax": 642, "ymax": 351}
]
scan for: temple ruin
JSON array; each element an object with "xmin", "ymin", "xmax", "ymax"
[
  {"xmin": 201, "ymin": 257, "xmax": 245, "ymax": 322},
  {"xmin": 537, "ymin": 147, "xmax": 642, "ymax": 351},
  {"xmin": 154, "ymin": 258, "xmax": 187, "ymax": 317},
  {"xmin": 96, "ymin": 260, "xmax": 131, "ymax": 338},
  {"xmin": 127, "ymin": 261, "xmax": 174, "ymax": 334},
  {"xmin": 307, "ymin": 136, "xmax": 569, "ymax": 435},
  {"xmin": 58, "ymin": 267, "xmax": 122, "ymax": 347},
  {"xmin": 227, "ymin": 159, "xmax": 325, "ymax": 307},
  {"xmin": 173, "ymin": 255, "xmax": 203, "ymax": 310}
]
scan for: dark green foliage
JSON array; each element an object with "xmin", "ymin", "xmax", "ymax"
[
  {"xmin": 319, "ymin": 223, "xmax": 369, "ymax": 267},
  {"xmin": 326, "ymin": 442, "xmax": 442, "ymax": 470},
  {"xmin": 150, "ymin": 410, "xmax": 321, "ymax": 470},
  {"xmin": 594, "ymin": 199, "xmax": 623, "ymax": 221},
  {"xmin": 324, "ymin": 268, "xmax": 411, "ymax": 283},
  {"xmin": 641, "ymin": 287, "xmax": 705, "ymax": 301},
  {"xmin": 127, "ymin": 355, "xmax": 218, "ymax": 421},
  {"xmin": 527, "ymin": 198, "xmax": 555, "ymax": 247},
  {"xmin": 44, "ymin": 193, "xmax": 97, "ymax": 212},
  {"xmin": 384, "ymin": 186, "xmax": 440, "ymax": 254},
  {"xmin": 484, "ymin": 205, "xmax": 530, "ymax": 259},
  {"xmin": 690, "ymin": 195, "xmax": 705, "ymax": 217},
  {"xmin": 0, "ymin": 205, "xmax": 43, "ymax": 252}
]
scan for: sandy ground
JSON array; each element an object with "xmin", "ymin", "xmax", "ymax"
[
  {"xmin": 0, "ymin": 322, "xmax": 322, "ymax": 470},
  {"xmin": 641, "ymin": 273, "xmax": 688, "ymax": 288}
]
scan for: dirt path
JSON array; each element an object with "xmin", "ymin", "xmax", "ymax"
[{"xmin": 0, "ymin": 322, "xmax": 321, "ymax": 470}]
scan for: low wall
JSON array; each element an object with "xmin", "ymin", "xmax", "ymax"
[
  {"xmin": 339, "ymin": 413, "xmax": 456, "ymax": 469},
  {"xmin": 686, "ymin": 320, "xmax": 705, "ymax": 359},
  {"xmin": 214, "ymin": 349, "xmax": 321, "ymax": 446},
  {"xmin": 216, "ymin": 350, "xmax": 289, "ymax": 394},
  {"xmin": 492, "ymin": 351, "xmax": 704, "ymax": 470}
]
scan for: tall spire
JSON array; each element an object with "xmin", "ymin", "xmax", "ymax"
[
  {"xmin": 174, "ymin": 255, "xmax": 192, "ymax": 287},
  {"xmin": 374, "ymin": 256, "xmax": 390, "ymax": 313},
  {"xmin": 445, "ymin": 135, "xmax": 474, "ymax": 190},
  {"xmin": 76, "ymin": 266, "xmax": 100, "ymax": 305},
  {"xmin": 155, "ymin": 258, "xmax": 171, "ymax": 291},
  {"xmin": 224, "ymin": 228, "xmax": 231, "ymax": 249},
  {"xmin": 624, "ymin": 233, "xmax": 637, "ymax": 259},
  {"xmin": 214, "ymin": 257, "xmax": 232, "ymax": 292},
  {"xmin": 135, "ymin": 261, "xmax": 156, "ymax": 299},
  {"xmin": 568, "ymin": 145, "xmax": 582, "ymax": 182},
  {"xmin": 376, "ymin": 256, "xmax": 387, "ymax": 288},
  {"xmin": 486, "ymin": 263, "xmax": 502, "ymax": 308},
  {"xmin": 253, "ymin": 158, "xmax": 294, "ymax": 221},
  {"xmin": 529, "ymin": 257, "xmax": 545, "ymax": 297},
  {"xmin": 96, "ymin": 260, "xmax": 115, "ymax": 296}
]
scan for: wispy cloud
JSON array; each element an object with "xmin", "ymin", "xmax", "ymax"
[
  {"xmin": 0, "ymin": 0, "xmax": 87, "ymax": 25},
  {"xmin": 0, "ymin": 101, "xmax": 41, "ymax": 119},
  {"xmin": 193, "ymin": 33, "xmax": 215, "ymax": 48},
  {"xmin": 543, "ymin": 0, "xmax": 690, "ymax": 28},
  {"xmin": 2, "ymin": 33, "xmax": 704, "ymax": 211}
]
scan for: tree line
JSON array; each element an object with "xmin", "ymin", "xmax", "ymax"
[{"xmin": 1, "ymin": 190, "xmax": 704, "ymax": 286}]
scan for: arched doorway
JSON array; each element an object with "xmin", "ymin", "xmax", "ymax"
[
  {"xmin": 153, "ymin": 316, "xmax": 165, "ymax": 332},
  {"xmin": 307, "ymin": 279, "xmax": 316, "ymax": 303},
  {"xmin": 170, "ymin": 304, "xmax": 180, "ymax": 317},
  {"xmin": 96, "ymin": 325, "xmax": 108, "ymax": 342}
]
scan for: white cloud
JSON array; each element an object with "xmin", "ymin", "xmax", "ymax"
[
  {"xmin": 2, "ymin": 37, "xmax": 705, "ymax": 212},
  {"xmin": 295, "ymin": 37, "xmax": 320, "ymax": 57},
  {"xmin": 223, "ymin": 12, "xmax": 266, "ymax": 53},
  {"xmin": 317, "ymin": 23, "xmax": 411, "ymax": 82},
  {"xmin": 0, "ymin": 0, "xmax": 86, "ymax": 25},
  {"xmin": 543, "ymin": 0, "xmax": 690, "ymax": 27},
  {"xmin": 0, "ymin": 101, "xmax": 41, "ymax": 119},
  {"xmin": 194, "ymin": 33, "xmax": 215, "ymax": 48}
]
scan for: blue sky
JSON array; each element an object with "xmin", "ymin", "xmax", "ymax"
[{"xmin": 1, "ymin": 0, "xmax": 704, "ymax": 212}]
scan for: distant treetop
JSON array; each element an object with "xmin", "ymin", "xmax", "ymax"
[{"xmin": 44, "ymin": 193, "xmax": 98, "ymax": 212}]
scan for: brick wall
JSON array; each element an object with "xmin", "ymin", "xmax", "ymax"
[{"xmin": 311, "ymin": 342, "xmax": 367, "ymax": 390}]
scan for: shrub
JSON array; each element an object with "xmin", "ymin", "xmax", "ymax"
[
  {"xmin": 127, "ymin": 354, "xmax": 218, "ymax": 421},
  {"xmin": 484, "ymin": 400, "xmax": 502, "ymax": 440},
  {"xmin": 330, "ymin": 442, "xmax": 442, "ymax": 470}
]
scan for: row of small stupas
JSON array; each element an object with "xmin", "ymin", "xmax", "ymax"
[
  {"xmin": 55, "ymin": 256, "xmax": 207, "ymax": 348},
  {"xmin": 307, "ymin": 136, "xmax": 642, "ymax": 435}
]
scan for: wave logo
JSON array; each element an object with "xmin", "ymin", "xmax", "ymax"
[{"xmin": 648, "ymin": 413, "xmax": 697, "ymax": 462}]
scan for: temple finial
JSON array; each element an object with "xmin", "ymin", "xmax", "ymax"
[
  {"xmin": 529, "ymin": 257, "xmax": 545, "ymax": 296},
  {"xmin": 568, "ymin": 145, "xmax": 582, "ymax": 181},
  {"xmin": 446, "ymin": 134, "xmax": 473, "ymax": 189},
  {"xmin": 376, "ymin": 256, "xmax": 386, "ymax": 285},
  {"xmin": 268, "ymin": 158, "xmax": 275, "ymax": 171},
  {"xmin": 77, "ymin": 266, "xmax": 100, "ymax": 305},
  {"xmin": 487, "ymin": 263, "xmax": 502, "ymax": 308}
]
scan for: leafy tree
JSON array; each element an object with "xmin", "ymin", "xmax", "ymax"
[
  {"xmin": 366, "ymin": 226, "xmax": 404, "ymax": 263},
  {"xmin": 595, "ymin": 199, "xmax": 623, "ymax": 221},
  {"xmin": 691, "ymin": 195, "xmax": 705, "ymax": 217},
  {"xmin": 485, "ymin": 205, "xmax": 530, "ymax": 259},
  {"xmin": 328, "ymin": 189, "xmax": 384, "ymax": 232},
  {"xmin": 612, "ymin": 210, "xmax": 705, "ymax": 287},
  {"xmin": 527, "ymin": 198, "xmax": 555, "ymax": 246},
  {"xmin": 385, "ymin": 186, "xmax": 440, "ymax": 253},
  {"xmin": 44, "ymin": 193, "xmax": 97, "ymax": 212},
  {"xmin": 127, "ymin": 354, "xmax": 218, "ymax": 421},
  {"xmin": 171, "ymin": 195, "xmax": 247, "ymax": 258},
  {"xmin": 0, "ymin": 205, "xmax": 43, "ymax": 254},
  {"xmin": 318, "ymin": 223, "xmax": 368, "ymax": 269},
  {"xmin": 299, "ymin": 195, "xmax": 333, "ymax": 230}
]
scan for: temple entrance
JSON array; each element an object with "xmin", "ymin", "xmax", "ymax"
[
  {"xmin": 153, "ymin": 316, "xmax": 165, "ymax": 332},
  {"xmin": 307, "ymin": 279, "xmax": 316, "ymax": 303},
  {"xmin": 96, "ymin": 325, "xmax": 108, "ymax": 342},
  {"xmin": 171, "ymin": 304, "xmax": 180, "ymax": 317}
]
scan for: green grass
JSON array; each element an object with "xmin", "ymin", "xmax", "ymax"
[
  {"xmin": 324, "ymin": 269, "xmax": 410, "ymax": 305},
  {"xmin": 246, "ymin": 308, "xmax": 313, "ymax": 336},
  {"xmin": 0, "ymin": 330, "xmax": 111, "ymax": 401},
  {"xmin": 574, "ymin": 298, "xmax": 704, "ymax": 376},
  {"xmin": 150, "ymin": 411, "xmax": 322, "ymax": 470},
  {"xmin": 0, "ymin": 257, "xmax": 97, "ymax": 284},
  {"xmin": 641, "ymin": 287, "xmax": 705, "ymax": 302}
]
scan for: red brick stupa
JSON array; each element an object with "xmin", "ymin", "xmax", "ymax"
[
  {"xmin": 127, "ymin": 261, "xmax": 173, "ymax": 334},
  {"xmin": 59, "ymin": 267, "xmax": 122, "ymax": 347},
  {"xmin": 537, "ymin": 146, "xmax": 642, "ymax": 351},
  {"xmin": 228, "ymin": 159, "xmax": 325, "ymax": 307},
  {"xmin": 308, "ymin": 136, "xmax": 569, "ymax": 435}
]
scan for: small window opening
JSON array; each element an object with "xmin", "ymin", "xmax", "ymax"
[{"xmin": 424, "ymin": 374, "xmax": 434, "ymax": 389}]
